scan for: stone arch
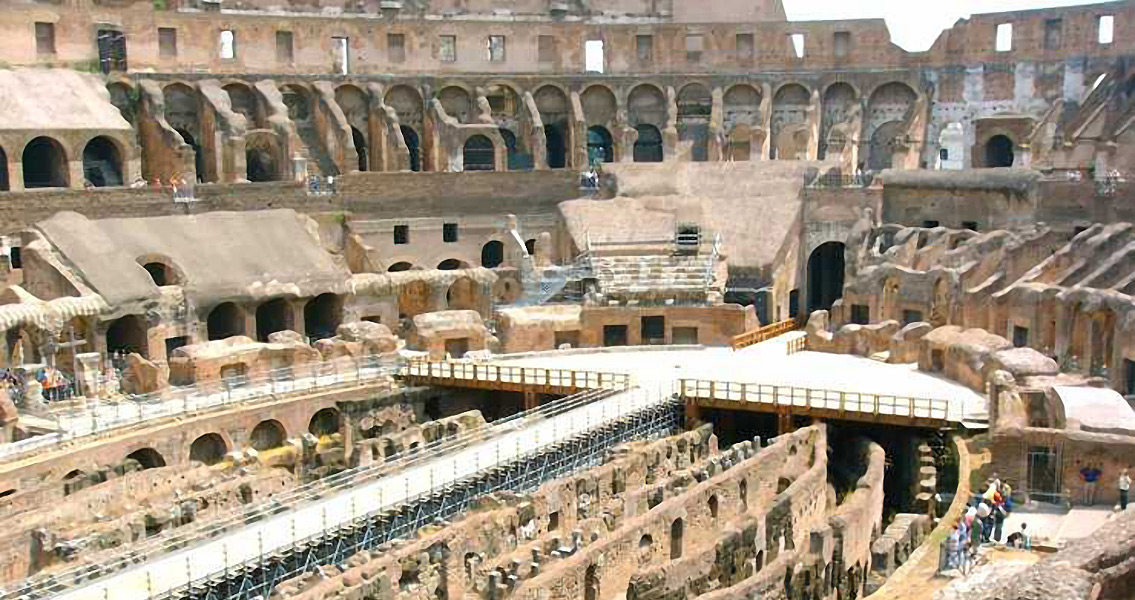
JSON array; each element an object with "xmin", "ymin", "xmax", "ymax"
[
  {"xmin": 250, "ymin": 419, "xmax": 287, "ymax": 451},
  {"xmin": 189, "ymin": 433, "xmax": 228, "ymax": 466},
  {"xmin": 22, "ymin": 136, "xmax": 69, "ymax": 188},
  {"xmin": 308, "ymin": 407, "xmax": 342, "ymax": 437},
  {"xmin": 81, "ymin": 136, "xmax": 124, "ymax": 187},
  {"xmin": 398, "ymin": 280, "xmax": 431, "ymax": 318},
  {"xmin": 447, "ymin": 276, "xmax": 480, "ymax": 310},
  {"xmin": 223, "ymin": 82, "xmax": 259, "ymax": 127},
  {"xmin": 385, "ymin": 85, "xmax": 425, "ymax": 125},
  {"xmin": 535, "ymin": 85, "xmax": 570, "ymax": 169},
  {"xmin": 279, "ymin": 83, "xmax": 312, "ymax": 123},
  {"xmin": 125, "ymin": 447, "xmax": 166, "ymax": 470},
  {"xmin": 677, "ymin": 83, "xmax": 712, "ymax": 162},
  {"xmin": 485, "ymin": 83, "xmax": 521, "ymax": 124},
  {"xmin": 723, "ymin": 83, "xmax": 762, "ymax": 156},
  {"xmin": 481, "ymin": 240, "xmax": 504, "ymax": 268},
  {"xmin": 771, "ymin": 83, "xmax": 811, "ymax": 160},
  {"xmin": 498, "ymin": 127, "xmax": 522, "ymax": 171},
  {"xmin": 244, "ymin": 131, "xmax": 281, "ymax": 182},
  {"xmin": 868, "ymin": 121, "xmax": 905, "ymax": 171},
  {"xmin": 820, "ymin": 82, "xmax": 858, "ymax": 160},
  {"xmin": 174, "ymin": 127, "xmax": 205, "ymax": 183},
  {"xmin": 633, "ymin": 124, "xmax": 663, "ymax": 163},
  {"xmin": 304, "ymin": 293, "xmax": 342, "ymax": 341},
  {"xmin": 587, "ymin": 125, "xmax": 614, "ymax": 165},
  {"xmin": 351, "ymin": 126, "xmax": 368, "ymax": 172},
  {"xmin": 581, "ymin": 84, "xmax": 618, "ymax": 125},
  {"xmin": 400, "ymin": 125, "xmax": 421, "ymax": 172},
  {"xmin": 335, "ymin": 84, "xmax": 369, "ymax": 128},
  {"xmin": 864, "ymin": 82, "xmax": 916, "ymax": 166},
  {"xmin": 163, "ymin": 82, "xmax": 199, "ymax": 134},
  {"xmin": 463, "ymin": 135, "xmax": 495, "ymax": 171},
  {"xmin": 106, "ymin": 315, "xmax": 148, "ymax": 358},
  {"xmin": 388, "ymin": 262, "xmax": 414, "ymax": 272},
  {"xmin": 438, "ymin": 86, "xmax": 473, "ymax": 124},
  {"xmin": 628, "ymin": 83, "xmax": 667, "ymax": 127},
  {"xmin": 256, "ymin": 298, "xmax": 294, "ymax": 342},
  {"xmin": 544, "ymin": 123, "xmax": 567, "ymax": 169},
  {"xmin": 984, "ymin": 134, "xmax": 1015, "ymax": 168},
  {"xmin": 107, "ymin": 81, "xmax": 136, "ymax": 126},
  {"xmin": 207, "ymin": 302, "xmax": 245, "ymax": 340},
  {"xmin": 437, "ymin": 258, "xmax": 465, "ymax": 270}
]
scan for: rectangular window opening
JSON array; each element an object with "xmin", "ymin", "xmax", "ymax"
[
  {"xmin": 332, "ymin": 36, "xmax": 349, "ymax": 75},
  {"xmin": 685, "ymin": 34, "xmax": 704, "ymax": 63},
  {"xmin": 440, "ymin": 35, "xmax": 457, "ymax": 63},
  {"xmin": 636, "ymin": 34, "xmax": 654, "ymax": 63},
  {"xmin": 995, "ymin": 23, "xmax": 1013, "ymax": 52},
  {"xmin": 35, "ymin": 22, "xmax": 55, "ymax": 55},
  {"xmin": 443, "ymin": 223, "xmax": 458, "ymax": 243},
  {"xmin": 585, "ymin": 39, "xmax": 604, "ymax": 73},
  {"xmin": 393, "ymin": 225, "xmax": 409, "ymax": 245},
  {"xmin": 488, "ymin": 35, "xmax": 506, "ymax": 63},
  {"xmin": 736, "ymin": 33, "xmax": 754, "ymax": 62},
  {"xmin": 833, "ymin": 31, "xmax": 850, "ymax": 57},
  {"xmin": 276, "ymin": 31, "xmax": 294, "ymax": 64},
  {"xmin": 388, "ymin": 33, "xmax": 406, "ymax": 64},
  {"xmin": 97, "ymin": 29, "xmax": 127, "ymax": 74},
  {"xmin": 220, "ymin": 29, "xmax": 236, "ymax": 60},
  {"xmin": 1098, "ymin": 15, "xmax": 1114, "ymax": 45},
  {"xmin": 850, "ymin": 305, "xmax": 870, "ymax": 325},
  {"xmin": 789, "ymin": 33, "xmax": 805, "ymax": 58},
  {"xmin": 159, "ymin": 27, "xmax": 178, "ymax": 59},
  {"xmin": 1044, "ymin": 18, "xmax": 1063, "ymax": 50},
  {"xmin": 538, "ymin": 35, "xmax": 557, "ymax": 64}
]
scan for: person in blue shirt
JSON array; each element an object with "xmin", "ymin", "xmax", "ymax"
[{"xmin": 1081, "ymin": 465, "xmax": 1102, "ymax": 505}]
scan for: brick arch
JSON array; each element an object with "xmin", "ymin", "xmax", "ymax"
[
  {"xmin": 627, "ymin": 83, "xmax": 668, "ymax": 127},
  {"xmin": 820, "ymin": 79, "xmax": 863, "ymax": 101},
  {"xmin": 437, "ymin": 85, "xmax": 474, "ymax": 124},
  {"xmin": 580, "ymin": 83, "xmax": 619, "ymax": 125}
]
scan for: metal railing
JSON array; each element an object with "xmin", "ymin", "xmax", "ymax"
[
  {"xmin": 405, "ymin": 359, "xmax": 633, "ymax": 391},
  {"xmin": 731, "ymin": 318, "xmax": 799, "ymax": 350},
  {"xmin": 678, "ymin": 378, "xmax": 951, "ymax": 423},
  {"xmin": 0, "ymin": 356, "xmax": 400, "ymax": 463},
  {"xmin": 786, "ymin": 336, "xmax": 807, "ymax": 355},
  {"xmin": 12, "ymin": 383, "xmax": 674, "ymax": 600}
]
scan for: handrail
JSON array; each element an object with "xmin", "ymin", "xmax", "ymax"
[
  {"xmin": 731, "ymin": 318, "xmax": 799, "ymax": 350},
  {"xmin": 677, "ymin": 378, "xmax": 951, "ymax": 423},
  {"xmin": 404, "ymin": 359, "xmax": 633, "ymax": 391}
]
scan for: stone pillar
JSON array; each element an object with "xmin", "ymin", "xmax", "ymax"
[
  {"xmin": 75, "ymin": 352, "xmax": 103, "ymax": 398},
  {"xmin": 68, "ymin": 160, "xmax": 85, "ymax": 190},
  {"xmin": 291, "ymin": 300, "xmax": 307, "ymax": 339}
]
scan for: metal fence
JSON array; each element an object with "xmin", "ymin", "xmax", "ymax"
[
  {"xmin": 8, "ymin": 383, "xmax": 675, "ymax": 600},
  {"xmin": 731, "ymin": 318, "xmax": 799, "ymax": 350},
  {"xmin": 405, "ymin": 359, "xmax": 633, "ymax": 391},
  {"xmin": 0, "ymin": 356, "xmax": 401, "ymax": 463}
]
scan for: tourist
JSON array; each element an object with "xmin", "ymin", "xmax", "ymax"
[
  {"xmin": 1000, "ymin": 480, "xmax": 1014, "ymax": 512},
  {"xmin": 968, "ymin": 511, "xmax": 983, "ymax": 559},
  {"xmin": 946, "ymin": 524, "xmax": 963, "ymax": 571},
  {"xmin": 977, "ymin": 501, "xmax": 992, "ymax": 543},
  {"xmin": 992, "ymin": 501, "xmax": 1007, "ymax": 543},
  {"xmin": 1119, "ymin": 468, "xmax": 1131, "ymax": 511},
  {"xmin": 1081, "ymin": 464, "xmax": 1102, "ymax": 505},
  {"xmin": 1006, "ymin": 523, "xmax": 1031, "ymax": 550}
]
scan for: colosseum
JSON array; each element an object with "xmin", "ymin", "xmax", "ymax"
[{"xmin": 0, "ymin": 0, "xmax": 1134, "ymax": 599}]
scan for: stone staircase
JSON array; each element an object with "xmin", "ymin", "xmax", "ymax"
[{"xmin": 589, "ymin": 253, "xmax": 714, "ymax": 304}]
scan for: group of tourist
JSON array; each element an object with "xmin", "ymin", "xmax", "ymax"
[
  {"xmin": 127, "ymin": 175, "xmax": 196, "ymax": 200},
  {"xmin": 307, "ymin": 175, "xmax": 337, "ymax": 195},
  {"xmin": 944, "ymin": 477, "xmax": 1024, "ymax": 574},
  {"xmin": 1080, "ymin": 464, "xmax": 1132, "ymax": 510}
]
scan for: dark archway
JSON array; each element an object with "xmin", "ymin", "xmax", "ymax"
[
  {"xmin": 985, "ymin": 135, "xmax": 1014, "ymax": 168},
  {"xmin": 544, "ymin": 124, "xmax": 566, "ymax": 169},
  {"xmin": 143, "ymin": 262, "xmax": 177, "ymax": 286},
  {"xmin": 463, "ymin": 135, "xmax": 495, "ymax": 171},
  {"xmin": 525, "ymin": 239, "xmax": 537, "ymax": 256},
  {"xmin": 0, "ymin": 146, "xmax": 8, "ymax": 191},
  {"xmin": 81, "ymin": 136, "xmax": 123, "ymax": 187},
  {"xmin": 207, "ymin": 302, "xmax": 244, "ymax": 341},
  {"xmin": 175, "ymin": 129, "xmax": 205, "ymax": 183},
  {"xmin": 351, "ymin": 126, "xmax": 368, "ymax": 172},
  {"xmin": 807, "ymin": 242, "xmax": 846, "ymax": 313},
  {"xmin": 633, "ymin": 125, "xmax": 663, "ymax": 163},
  {"xmin": 255, "ymin": 298, "xmax": 292, "ymax": 342},
  {"xmin": 22, "ymin": 136, "xmax": 69, "ymax": 188},
  {"xmin": 481, "ymin": 241, "xmax": 504, "ymax": 268},
  {"xmin": 499, "ymin": 128, "xmax": 521, "ymax": 171},
  {"xmin": 587, "ymin": 126, "xmax": 614, "ymax": 165},
  {"xmin": 189, "ymin": 433, "xmax": 228, "ymax": 466},
  {"xmin": 106, "ymin": 315, "xmax": 148, "ymax": 358},
  {"xmin": 125, "ymin": 447, "xmax": 166, "ymax": 470},
  {"xmin": 250, "ymin": 419, "xmax": 286, "ymax": 451},
  {"xmin": 303, "ymin": 293, "xmax": 342, "ymax": 341},
  {"xmin": 670, "ymin": 518, "xmax": 684, "ymax": 559},
  {"xmin": 388, "ymin": 262, "xmax": 413, "ymax": 272},
  {"xmin": 246, "ymin": 146, "xmax": 275, "ymax": 182},
  {"xmin": 400, "ymin": 125, "xmax": 421, "ymax": 172},
  {"xmin": 308, "ymin": 407, "xmax": 342, "ymax": 437},
  {"xmin": 437, "ymin": 259, "xmax": 464, "ymax": 271}
]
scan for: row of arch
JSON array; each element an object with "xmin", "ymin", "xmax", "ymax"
[
  {"xmin": 386, "ymin": 238, "xmax": 538, "ymax": 273},
  {"xmin": 0, "ymin": 135, "xmax": 126, "ymax": 191}
]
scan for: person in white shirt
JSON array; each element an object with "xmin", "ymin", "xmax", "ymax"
[{"xmin": 1120, "ymin": 468, "xmax": 1131, "ymax": 511}]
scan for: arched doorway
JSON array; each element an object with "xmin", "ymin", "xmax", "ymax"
[
  {"xmin": 400, "ymin": 125, "xmax": 421, "ymax": 172},
  {"xmin": 867, "ymin": 121, "xmax": 903, "ymax": 171},
  {"xmin": 351, "ymin": 127, "xmax": 368, "ymax": 172},
  {"xmin": 498, "ymin": 128, "xmax": 521, "ymax": 171},
  {"xmin": 81, "ymin": 136, "xmax": 123, "ymax": 187},
  {"xmin": 807, "ymin": 242, "xmax": 845, "ymax": 313},
  {"xmin": 481, "ymin": 241, "xmax": 504, "ymax": 268},
  {"xmin": 142, "ymin": 262, "xmax": 178, "ymax": 286},
  {"xmin": 22, "ymin": 136, "xmax": 69, "ymax": 188},
  {"xmin": 125, "ymin": 447, "xmax": 166, "ymax": 470},
  {"xmin": 437, "ymin": 259, "xmax": 464, "ymax": 271},
  {"xmin": 587, "ymin": 126, "xmax": 614, "ymax": 165},
  {"xmin": 303, "ymin": 293, "xmax": 341, "ymax": 341},
  {"xmin": 544, "ymin": 124, "xmax": 566, "ymax": 169},
  {"xmin": 250, "ymin": 419, "xmax": 287, "ymax": 451},
  {"xmin": 308, "ymin": 407, "xmax": 341, "ymax": 437},
  {"xmin": 189, "ymin": 433, "xmax": 228, "ymax": 466},
  {"xmin": 985, "ymin": 135, "xmax": 1014, "ymax": 167},
  {"xmin": 175, "ymin": 129, "xmax": 205, "ymax": 183},
  {"xmin": 255, "ymin": 298, "xmax": 293, "ymax": 342},
  {"xmin": 633, "ymin": 125, "xmax": 663, "ymax": 163},
  {"xmin": 246, "ymin": 146, "xmax": 275, "ymax": 182},
  {"xmin": 388, "ymin": 262, "xmax": 413, "ymax": 272},
  {"xmin": 207, "ymin": 302, "xmax": 244, "ymax": 340},
  {"xmin": 677, "ymin": 83, "xmax": 712, "ymax": 162},
  {"xmin": 463, "ymin": 135, "xmax": 495, "ymax": 171},
  {"xmin": 106, "ymin": 315, "xmax": 148, "ymax": 358},
  {"xmin": 447, "ymin": 277, "xmax": 480, "ymax": 310}
]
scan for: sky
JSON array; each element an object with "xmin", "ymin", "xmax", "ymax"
[{"xmin": 782, "ymin": 0, "xmax": 1116, "ymax": 51}]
